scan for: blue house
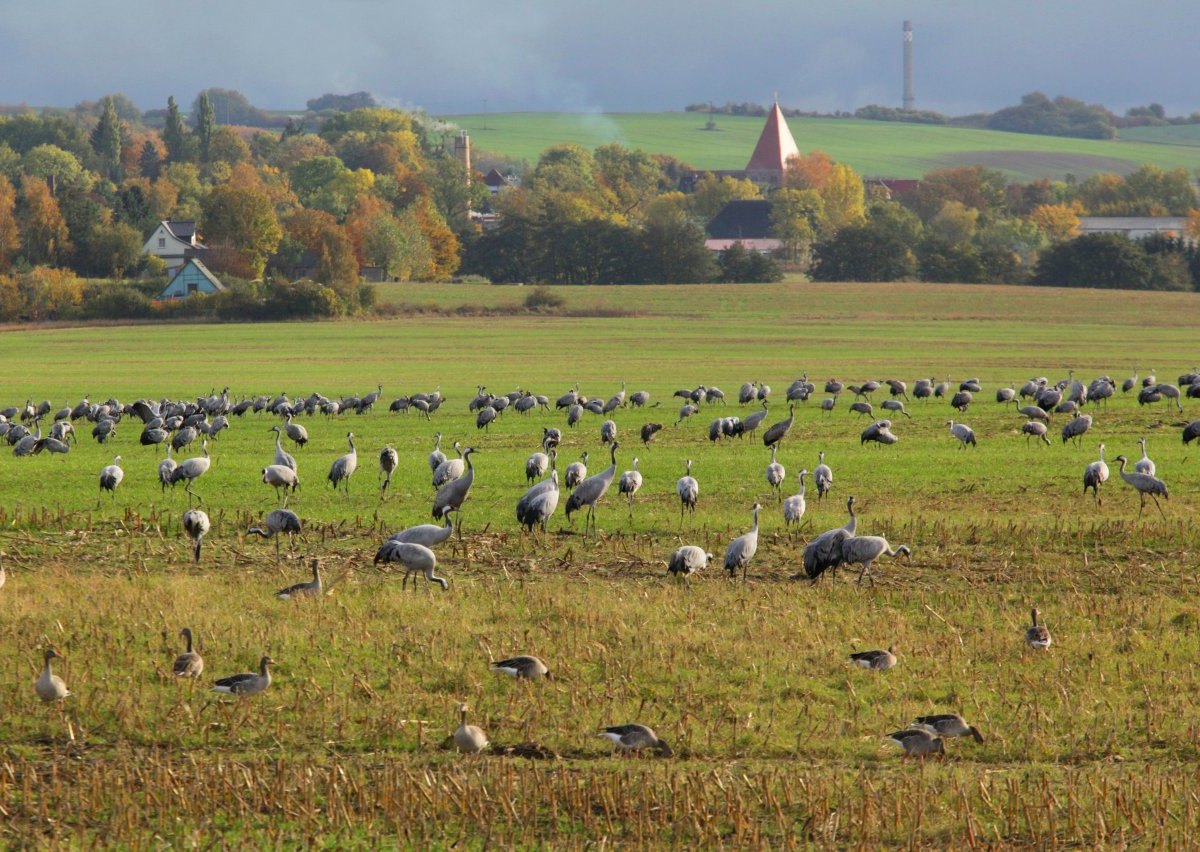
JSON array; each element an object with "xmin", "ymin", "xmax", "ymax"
[{"xmin": 159, "ymin": 258, "xmax": 225, "ymax": 300}]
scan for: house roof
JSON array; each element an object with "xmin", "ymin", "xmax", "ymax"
[
  {"xmin": 165, "ymin": 221, "xmax": 199, "ymax": 242},
  {"xmin": 482, "ymin": 168, "xmax": 518, "ymax": 188},
  {"xmin": 167, "ymin": 257, "xmax": 225, "ymax": 292},
  {"xmin": 706, "ymin": 200, "xmax": 774, "ymax": 240},
  {"xmin": 745, "ymin": 103, "xmax": 799, "ymax": 173}
]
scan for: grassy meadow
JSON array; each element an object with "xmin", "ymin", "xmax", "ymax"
[
  {"xmin": 2, "ymin": 281, "xmax": 1200, "ymax": 845},
  {"xmin": 445, "ymin": 111, "xmax": 1200, "ymax": 180}
]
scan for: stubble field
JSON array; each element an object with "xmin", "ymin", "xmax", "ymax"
[{"xmin": 1, "ymin": 281, "xmax": 1200, "ymax": 846}]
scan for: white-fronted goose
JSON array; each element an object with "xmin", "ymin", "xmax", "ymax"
[
  {"xmin": 850, "ymin": 646, "xmax": 897, "ymax": 670},
  {"xmin": 887, "ymin": 728, "xmax": 944, "ymax": 757},
  {"xmin": 490, "ymin": 655, "xmax": 551, "ymax": 680},
  {"xmin": 212, "ymin": 656, "xmax": 274, "ymax": 696},
  {"xmin": 600, "ymin": 723, "xmax": 673, "ymax": 757},
  {"xmin": 173, "ymin": 627, "xmax": 204, "ymax": 679},
  {"xmin": 914, "ymin": 713, "xmax": 984, "ymax": 742},
  {"xmin": 453, "ymin": 703, "xmax": 489, "ymax": 753},
  {"xmin": 36, "ymin": 648, "xmax": 69, "ymax": 701}
]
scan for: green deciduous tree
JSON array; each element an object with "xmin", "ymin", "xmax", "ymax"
[
  {"xmin": 811, "ymin": 222, "xmax": 916, "ymax": 282},
  {"xmin": 90, "ymin": 96, "xmax": 123, "ymax": 181},
  {"xmin": 201, "ymin": 183, "xmax": 282, "ymax": 278},
  {"xmin": 84, "ymin": 221, "xmax": 142, "ymax": 278},
  {"xmin": 1033, "ymin": 233, "xmax": 1158, "ymax": 289}
]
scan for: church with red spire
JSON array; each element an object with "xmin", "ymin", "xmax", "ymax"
[{"xmin": 742, "ymin": 102, "xmax": 800, "ymax": 188}]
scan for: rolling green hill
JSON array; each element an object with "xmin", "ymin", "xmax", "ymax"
[{"xmin": 443, "ymin": 111, "xmax": 1200, "ymax": 182}]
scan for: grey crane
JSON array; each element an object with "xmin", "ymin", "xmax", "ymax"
[
  {"xmin": 1083, "ymin": 443, "xmax": 1110, "ymax": 504},
  {"xmin": 12, "ymin": 421, "xmax": 41, "ymax": 456},
  {"xmin": 516, "ymin": 467, "xmax": 560, "ymax": 534},
  {"xmin": 599, "ymin": 723, "xmax": 673, "ymax": 757},
  {"xmin": 814, "ymin": 451, "xmax": 833, "ymax": 500},
  {"xmin": 886, "ymin": 728, "xmax": 943, "ymax": 758},
  {"xmin": 1026, "ymin": 606, "xmax": 1052, "ymax": 650},
  {"xmin": 391, "ymin": 506, "xmax": 456, "ymax": 548},
  {"xmin": 32, "ymin": 435, "xmax": 70, "ymax": 455},
  {"xmin": 1060, "ymin": 413, "xmax": 1093, "ymax": 446},
  {"xmin": 428, "ymin": 432, "xmax": 446, "ymax": 472},
  {"xmin": 283, "ymin": 414, "xmax": 308, "ymax": 449},
  {"xmin": 629, "ymin": 390, "xmax": 651, "ymax": 407},
  {"xmin": 476, "ymin": 405, "xmax": 497, "ymax": 431},
  {"xmin": 542, "ymin": 427, "xmax": 562, "ymax": 452},
  {"xmin": 1183, "ymin": 420, "xmax": 1200, "ymax": 445},
  {"xmin": 995, "ymin": 386, "xmax": 1016, "ymax": 404},
  {"xmin": 762, "ymin": 403, "xmax": 795, "ymax": 447},
  {"xmin": 801, "ymin": 495, "xmax": 857, "ymax": 581},
  {"xmin": 328, "ymin": 432, "xmax": 358, "ymax": 493},
  {"xmin": 248, "ymin": 508, "xmax": 303, "ymax": 558},
  {"xmin": 1122, "ymin": 369, "xmax": 1138, "ymax": 393},
  {"xmin": 565, "ymin": 441, "xmax": 619, "ymax": 535},
  {"xmin": 881, "ymin": 399, "xmax": 911, "ymax": 418},
  {"xmin": 705, "ymin": 386, "xmax": 726, "ymax": 404},
  {"xmin": 1018, "ymin": 404, "xmax": 1050, "ymax": 423},
  {"xmin": 600, "ymin": 418, "xmax": 617, "ymax": 446},
  {"xmin": 676, "ymin": 459, "xmax": 699, "ymax": 520},
  {"xmin": 432, "ymin": 446, "xmax": 477, "ymax": 530},
  {"xmin": 564, "ymin": 452, "xmax": 589, "ymax": 490},
  {"xmin": 765, "ymin": 445, "xmax": 785, "ymax": 500},
  {"xmin": 262, "ymin": 464, "xmax": 300, "ymax": 500},
  {"xmin": 1134, "ymin": 436, "xmax": 1155, "ymax": 476},
  {"xmin": 723, "ymin": 502, "xmax": 761, "ymax": 581},
  {"xmin": 374, "ymin": 540, "xmax": 447, "ymax": 590},
  {"xmin": 99, "ymin": 455, "xmax": 124, "ymax": 499},
  {"xmin": 849, "ymin": 400, "xmax": 874, "ymax": 417},
  {"xmin": 270, "ymin": 425, "xmax": 297, "ymax": 471},
  {"xmin": 158, "ymin": 446, "xmax": 177, "ymax": 494},
  {"xmin": 525, "ymin": 449, "xmax": 549, "ymax": 484},
  {"xmin": 433, "ymin": 441, "xmax": 465, "ymax": 488},
  {"xmin": 1022, "ymin": 421, "xmax": 1050, "ymax": 446},
  {"xmin": 604, "ymin": 382, "xmax": 626, "ymax": 413},
  {"xmin": 379, "ymin": 445, "xmax": 399, "ymax": 495},
  {"xmin": 741, "ymin": 401, "xmax": 769, "ymax": 438},
  {"xmin": 640, "ymin": 422, "xmax": 664, "ymax": 445},
  {"xmin": 840, "ymin": 535, "xmax": 911, "ymax": 586},
  {"xmin": 783, "ymin": 469, "xmax": 808, "ymax": 528},
  {"xmin": 182, "ymin": 508, "xmax": 210, "ymax": 563},
  {"xmin": 1113, "ymin": 454, "xmax": 1168, "ymax": 519},
  {"xmin": 912, "ymin": 378, "xmax": 933, "ymax": 400},
  {"xmin": 949, "ymin": 390, "xmax": 973, "ymax": 412},
  {"xmin": 674, "ymin": 402, "xmax": 698, "ymax": 425},
  {"xmin": 358, "ymin": 383, "xmax": 383, "ymax": 413},
  {"xmin": 171, "ymin": 424, "xmax": 197, "ymax": 452},
  {"xmin": 886, "ymin": 378, "xmax": 908, "ymax": 400},
  {"xmin": 861, "ymin": 419, "xmax": 898, "ymax": 446},
  {"xmin": 947, "ymin": 420, "xmax": 976, "ymax": 448},
  {"xmin": 668, "ymin": 545, "xmax": 711, "ymax": 587},
  {"xmin": 276, "ymin": 559, "xmax": 323, "ymax": 599},
  {"xmin": 738, "ymin": 381, "xmax": 757, "ymax": 404},
  {"xmin": 1153, "ymin": 383, "xmax": 1184, "ymax": 413},
  {"xmin": 617, "ymin": 456, "xmax": 643, "ymax": 515},
  {"xmin": 170, "ymin": 439, "xmax": 211, "ymax": 503}
]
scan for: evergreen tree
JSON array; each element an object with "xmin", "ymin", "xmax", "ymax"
[
  {"xmin": 89, "ymin": 96, "xmax": 122, "ymax": 180},
  {"xmin": 138, "ymin": 140, "xmax": 161, "ymax": 180},
  {"xmin": 195, "ymin": 92, "xmax": 216, "ymax": 163},
  {"xmin": 163, "ymin": 96, "xmax": 186, "ymax": 163}
]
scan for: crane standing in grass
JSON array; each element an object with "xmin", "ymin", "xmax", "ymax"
[
  {"xmin": 565, "ymin": 442, "xmax": 619, "ymax": 536},
  {"xmin": 1113, "ymin": 454, "xmax": 1168, "ymax": 519},
  {"xmin": 328, "ymin": 432, "xmax": 358, "ymax": 493},
  {"xmin": 723, "ymin": 503, "xmax": 762, "ymax": 581}
]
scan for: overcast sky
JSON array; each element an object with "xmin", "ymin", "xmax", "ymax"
[{"xmin": 2, "ymin": 1, "xmax": 1197, "ymax": 117}]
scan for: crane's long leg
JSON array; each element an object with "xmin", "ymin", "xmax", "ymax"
[{"xmin": 1152, "ymin": 493, "xmax": 1166, "ymax": 520}]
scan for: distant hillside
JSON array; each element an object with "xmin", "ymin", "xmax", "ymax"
[{"xmin": 443, "ymin": 112, "xmax": 1200, "ymax": 182}]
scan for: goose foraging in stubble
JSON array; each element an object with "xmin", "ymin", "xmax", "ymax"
[
  {"xmin": 914, "ymin": 713, "xmax": 984, "ymax": 743},
  {"xmin": 173, "ymin": 627, "xmax": 204, "ymax": 680},
  {"xmin": 600, "ymin": 723, "xmax": 673, "ymax": 757},
  {"xmin": 886, "ymin": 728, "xmax": 944, "ymax": 758},
  {"xmin": 182, "ymin": 509, "xmax": 210, "ymax": 563},
  {"xmin": 1025, "ymin": 607, "xmax": 1052, "ymax": 650},
  {"xmin": 491, "ymin": 655, "xmax": 552, "ymax": 680},
  {"xmin": 850, "ymin": 646, "xmax": 897, "ymax": 670},
  {"xmin": 212, "ymin": 656, "xmax": 274, "ymax": 697},
  {"xmin": 276, "ymin": 558, "xmax": 323, "ymax": 599}
]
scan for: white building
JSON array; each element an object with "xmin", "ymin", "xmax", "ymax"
[{"xmin": 142, "ymin": 221, "xmax": 208, "ymax": 273}]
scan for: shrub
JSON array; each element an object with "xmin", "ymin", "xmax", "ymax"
[{"xmin": 524, "ymin": 285, "xmax": 565, "ymax": 310}]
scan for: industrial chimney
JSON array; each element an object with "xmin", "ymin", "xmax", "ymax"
[{"xmin": 902, "ymin": 21, "xmax": 914, "ymax": 111}]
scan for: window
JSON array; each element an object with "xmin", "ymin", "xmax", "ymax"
[
  {"xmin": 158, "ymin": 237, "xmax": 166, "ymax": 248},
  {"xmin": 187, "ymin": 282, "xmax": 198, "ymax": 294}
]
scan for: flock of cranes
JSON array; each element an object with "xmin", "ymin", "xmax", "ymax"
[{"xmin": 7, "ymin": 364, "xmax": 1198, "ymax": 760}]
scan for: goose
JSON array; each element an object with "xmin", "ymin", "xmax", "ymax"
[
  {"xmin": 617, "ymin": 457, "xmax": 643, "ymax": 514},
  {"xmin": 913, "ymin": 713, "xmax": 984, "ymax": 743},
  {"xmin": 490, "ymin": 655, "xmax": 552, "ymax": 680},
  {"xmin": 676, "ymin": 459, "xmax": 699, "ymax": 519},
  {"xmin": 173, "ymin": 627, "xmax": 204, "ymax": 679},
  {"xmin": 783, "ymin": 469, "xmax": 808, "ymax": 528},
  {"xmin": 99, "ymin": 455, "xmax": 124, "ymax": 498},
  {"xmin": 1025, "ymin": 607, "xmax": 1052, "ymax": 650},
  {"xmin": 270, "ymin": 425, "xmax": 297, "ymax": 470},
  {"xmin": 389, "ymin": 506, "xmax": 455, "ymax": 548},
  {"xmin": 765, "ymin": 445, "xmax": 785, "ymax": 500},
  {"xmin": 667, "ymin": 545, "xmax": 711, "ymax": 586},
  {"xmin": 850, "ymin": 646, "xmax": 897, "ymax": 670},
  {"xmin": 379, "ymin": 445, "xmax": 399, "ymax": 495},
  {"xmin": 886, "ymin": 728, "xmax": 944, "ymax": 757},
  {"xmin": 432, "ymin": 441, "xmax": 465, "ymax": 488},
  {"xmin": 453, "ymin": 703, "xmax": 489, "ymax": 754},
  {"xmin": 723, "ymin": 503, "xmax": 761, "ymax": 581},
  {"xmin": 212, "ymin": 656, "xmax": 274, "ymax": 696},
  {"xmin": 248, "ymin": 508, "xmax": 303, "ymax": 558},
  {"xmin": 599, "ymin": 724, "xmax": 673, "ymax": 757},
  {"xmin": 35, "ymin": 648, "xmax": 69, "ymax": 702},
  {"xmin": 276, "ymin": 559, "xmax": 323, "ymax": 599},
  {"xmin": 328, "ymin": 432, "xmax": 358, "ymax": 493},
  {"xmin": 182, "ymin": 508, "xmax": 211, "ymax": 563}
]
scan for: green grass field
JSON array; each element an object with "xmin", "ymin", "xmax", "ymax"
[
  {"xmin": 3, "ymin": 282, "xmax": 1200, "ymax": 845},
  {"xmin": 443, "ymin": 111, "xmax": 1200, "ymax": 181}
]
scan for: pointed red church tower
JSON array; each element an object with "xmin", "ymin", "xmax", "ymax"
[{"xmin": 744, "ymin": 103, "xmax": 799, "ymax": 188}]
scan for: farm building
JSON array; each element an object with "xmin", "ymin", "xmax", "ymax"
[
  {"xmin": 1077, "ymin": 216, "xmax": 1194, "ymax": 242},
  {"xmin": 142, "ymin": 220, "xmax": 208, "ymax": 273},
  {"xmin": 158, "ymin": 258, "xmax": 225, "ymax": 300},
  {"xmin": 704, "ymin": 200, "xmax": 783, "ymax": 253},
  {"xmin": 682, "ymin": 102, "xmax": 802, "ymax": 192}
]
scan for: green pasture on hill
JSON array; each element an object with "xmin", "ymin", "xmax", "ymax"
[
  {"xmin": 3, "ymin": 281, "xmax": 1200, "ymax": 844},
  {"xmin": 444, "ymin": 111, "xmax": 1200, "ymax": 180}
]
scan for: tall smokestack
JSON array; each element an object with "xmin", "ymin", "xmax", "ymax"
[{"xmin": 902, "ymin": 20, "xmax": 914, "ymax": 111}]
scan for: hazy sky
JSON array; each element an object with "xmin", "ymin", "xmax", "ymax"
[{"xmin": 2, "ymin": 1, "xmax": 1197, "ymax": 117}]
